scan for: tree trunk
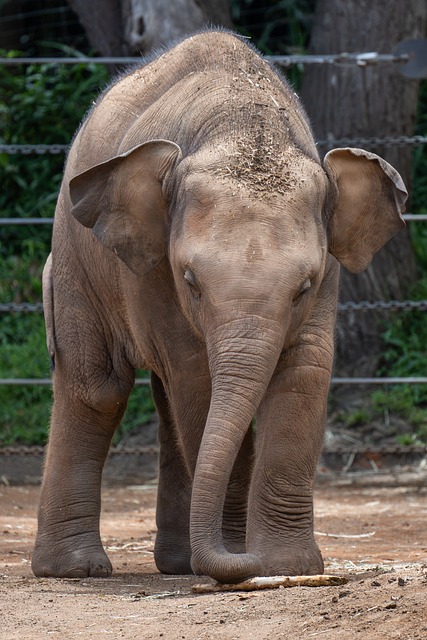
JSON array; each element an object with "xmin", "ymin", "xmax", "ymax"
[
  {"xmin": 67, "ymin": 0, "xmax": 125, "ymax": 56},
  {"xmin": 301, "ymin": 0, "xmax": 426, "ymax": 376},
  {"xmin": 67, "ymin": 0, "xmax": 232, "ymax": 57}
]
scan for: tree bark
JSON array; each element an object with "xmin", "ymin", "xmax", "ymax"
[
  {"xmin": 67, "ymin": 0, "xmax": 232, "ymax": 57},
  {"xmin": 67, "ymin": 0, "xmax": 125, "ymax": 56},
  {"xmin": 301, "ymin": 0, "xmax": 426, "ymax": 376},
  {"xmin": 121, "ymin": 0, "xmax": 232, "ymax": 54}
]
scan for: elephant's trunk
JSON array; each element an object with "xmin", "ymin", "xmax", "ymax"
[{"xmin": 190, "ymin": 317, "xmax": 283, "ymax": 583}]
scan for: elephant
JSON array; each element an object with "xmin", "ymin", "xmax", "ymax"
[{"xmin": 31, "ymin": 30, "xmax": 407, "ymax": 584}]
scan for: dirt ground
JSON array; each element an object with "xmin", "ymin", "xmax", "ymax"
[{"xmin": 1, "ymin": 477, "xmax": 426, "ymax": 640}]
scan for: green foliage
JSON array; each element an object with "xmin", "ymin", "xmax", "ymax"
[
  {"xmin": 395, "ymin": 432, "xmax": 425, "ymax": 447},
  {"xmin": 341, "ymin": 408, "xmax": 371, "ymax": 429},
  {"xmin": 231, "ymin": 0, "xmax": 315, "ymax": 54},
  {"xmin": 371, "ymin": 79, "xmax": 427, "ymax": 442},
  {"xmin": 0, "ymin": 47, "xmax": 109, "ymax": 445},
  {"xmin": 0, "ymin": 317, "xmax": 51, "ymax": 445},
  {"xmin": 112, "ymin": 374, "xmax": 156, "ymax": 446},
  {"xmin": 371, "ymin": 387, "xmax": 427, "ymax": 444},
  {"xmin": 380, "ymin": 310, "xmax": 427, "ymax": 379},
  {"xmin": 375, "ymin": 297, "xmax": 427, "ymax": 443},
  {"xmin": 0, "ymin": 252, "xmax": 42, "ymax": 331},
  {"xmin": 0, "ymin": 46, "xmax": 109, "ymax": 258},
  {"xmin": 0, "ymin": 324, "xmax": 155, "ymax": 444}
]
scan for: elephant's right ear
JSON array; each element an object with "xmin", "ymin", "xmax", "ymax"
[{"xmin": 69, "ymin": 140, "xmax": 182, "ymax": 274}]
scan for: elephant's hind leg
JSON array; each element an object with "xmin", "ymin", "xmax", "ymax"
[{"xmin": 32, "ymin": 345, "xmax": 134, "ymax": 578}]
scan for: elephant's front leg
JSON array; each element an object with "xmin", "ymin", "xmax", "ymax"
[
  {"xmin": 246, "ymin": 328, "xmax": 334, "ymax": 577},
  {"xmin": 32, "ymin": 362, "xmax": 132, "ymax": 578}
]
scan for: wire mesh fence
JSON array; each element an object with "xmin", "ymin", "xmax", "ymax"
[{"xmin": 1, "ymin": 50, "xmax": 426, "ymax": 390}]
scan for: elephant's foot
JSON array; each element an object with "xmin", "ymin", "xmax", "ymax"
[
  {"xmin": 154, "ymin": 530, "xmax": 193, "ymax": 574},
  {"xmin": 256, "ymin": 541, "xmax": 324, "ymax": 577},
  {"xmin": 32, "ymin": 539, "xmax": 112, "ymax": 578}
]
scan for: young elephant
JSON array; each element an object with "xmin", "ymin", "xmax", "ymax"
[{"xmin": 32, "ymin": 31, "xmax": 406, "ymax": 584}]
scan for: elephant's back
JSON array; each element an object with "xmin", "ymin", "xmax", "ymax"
[{"xmin": 66, "ymin": 31, "xmax": 318, "ymax": 178}]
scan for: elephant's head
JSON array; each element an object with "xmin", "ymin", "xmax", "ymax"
[{"xmin": 69, "ymin": 138, "xmax": 406, "ymax": 582}]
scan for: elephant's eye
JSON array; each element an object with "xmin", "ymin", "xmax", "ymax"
[
  {"xmin": 293, "ymin": 278, "xmax": 311, "ymax": 303},
  {"xmin": 184, "ymin": 268, "xmax": 201, "ymax": 300}
]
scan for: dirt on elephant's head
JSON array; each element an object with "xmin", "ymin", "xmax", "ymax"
[
  {"xmin": 208, "ymin": 107, "xmax": 312, "ymax": 201},
  {"xmin": 222, "ymin": 123, "xmax": 298, "ymax": 198}
]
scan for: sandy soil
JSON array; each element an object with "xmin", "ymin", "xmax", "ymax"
[{"xmin": 1, "ymin": 479, "xmax": 426, "ymax": 639}]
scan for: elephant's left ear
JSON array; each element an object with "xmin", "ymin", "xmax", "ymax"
[
  {"xmin": 323, "ymin": 147, "xmax": 407, "ymax": 273},
  {"xmin": 69, "ymin": 140, "xmax": 182, "ymax": 274}
]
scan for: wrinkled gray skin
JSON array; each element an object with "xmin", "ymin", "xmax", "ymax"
[{"xmin": 32, "ymin": 31, "xmax": 407, "ymax": 584}]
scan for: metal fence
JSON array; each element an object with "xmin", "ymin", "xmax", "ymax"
[{"xmin": 1, "ymin": 51, "xmax": 426, "ymax": 389}]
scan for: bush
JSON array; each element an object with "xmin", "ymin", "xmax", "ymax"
[
  {"xmin": 373, "ymin": 79, "xmax": 427, "ymax": 442},
  {"xmin": 0, "ymin": 47, "xmax": 109, "ymax": 258},
  {"xmin": 0, "ymin": 49, "xmax": 109, "ymax": 445}
]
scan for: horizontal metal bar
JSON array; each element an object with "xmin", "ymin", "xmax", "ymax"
[
  {"xmin": 1, "ymin": 214, "xmax": 425, "ymax": 225},
  {"xmin": 2, "ymin": 299, "xmax": 427, "ymax": 314},
  {"xmin": 0, "ymin": 53, "xmax": 409, "ymax": 67},
  {"xmin": 0, "ymin": 140, "xmax": 420, "ymax": 156},
  {"xmin": 0, "ymin": 443, "xmax": 425, "ymax": 457},
  {"xmin": 0, "ymin": 303, "xmax": 44, "ymax": 312},
  {"xmin": 338, "ymin": 300, "xmax": 427, "ymax": 311},
  {"xmin": 331, "ymin": 377, "xmax": 427, "ymax": 384},
  {"xmin": 0, "ymin": 144, "xmax": 68, "ymax": 154},
  {"xmin": 0, "ymin": 378, "xmax": 151, "ymax": 386},
  {"xmin": 0, "ymin": 57, "xmax": 142, "ymax": 65},
  {"xmin": 0, "ymin": 218, "xmax": 54, "ymax": 225},
  {"xmin": 268, "ymin": 53, "xmax": 409, "ymax": 68},
  {"xmin": 0, "ymin": 377, "xmax": 425, "ymax": 386},
  {"xmin": 0, "ymin": 378, "xmax": 53, "ymax": 385},
  {"xmin": 317, "ymin": 135, "xmax": 427, "ymax": 148},
  {"xmin": 1, "ymin": 137, "xmax": 426, "ymax": 157}
]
